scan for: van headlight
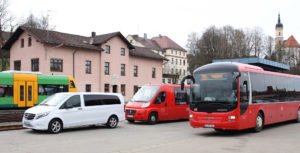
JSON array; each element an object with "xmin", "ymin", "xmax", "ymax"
[
  {"xmin": 36, "ymin": 112, "xmax": 50, "ymax": 120},
  {"xmin": 141, "ymin": 103, "xmax": 150, "ymax": 108}
]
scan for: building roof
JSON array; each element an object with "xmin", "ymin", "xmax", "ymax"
[
  {"xmin": 93, "ymin": 32, "xmax": 135, "ymax": 49},
  {"xmin": 129, "ymin": 46, "xmax": 167, "ymax": 61},
  {"xmin": 213, "ymin": 57, "xmax": 290, "ymax": 71},
  {"xmin": 2, "ymin": 26, "xmax": 134, "ymax": 51},
  {"xmin": 283, "ymin": 35, "xmax": 300, "ymax": 48},
  {"xmin": 152, "ymin": 35, "xmax": 186, "ymax": 52},
  {"xmin": 130, "ymin": 35, "xmax": 161, "ymax": 51},
  {"xmin": 276, "ymin": 14, "xmax": 283, "ymax": 28}
]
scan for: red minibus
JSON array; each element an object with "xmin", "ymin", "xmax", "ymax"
[
  {"xmin": 125, "ymin": 84, "xmax": 190, "ymax": 124},
  {"xmin": 181, "ymin": 62, "xmax": 300, "ymax": 132}
]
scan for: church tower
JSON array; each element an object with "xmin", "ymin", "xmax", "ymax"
[{"xmin": 275, "ymin": 13, "xmax": 284, "ymax": 45}]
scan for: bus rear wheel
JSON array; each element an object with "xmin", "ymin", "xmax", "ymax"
[{"xmin": 254, "ymin": 113, "xmax": 264, "ymax": 132}]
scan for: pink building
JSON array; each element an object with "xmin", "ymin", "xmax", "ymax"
[{"xmin": 3, "ymin": 27, "xmax": 165, "ymax": 100}]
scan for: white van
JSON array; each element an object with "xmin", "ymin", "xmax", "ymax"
[{"xmin": 22, "ymin": 92, "xmax": 125, "ymax": 133}]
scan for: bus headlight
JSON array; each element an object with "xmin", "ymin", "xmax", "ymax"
[
  {"xmin": 228, "ymin": 115, "xmax": 236, "ymax": 120},
  {"xmin": 189, "ymin": 114, "xmax": 194, "ymax": 120}
]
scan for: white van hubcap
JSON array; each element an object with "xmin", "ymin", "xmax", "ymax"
[
  {"xmin": 51, "ymin": 121, "xmax": 61, "ymax": 133},
  {"xmin": 109, "ymin": 117, "xmax": 117, "ymax": 127}
]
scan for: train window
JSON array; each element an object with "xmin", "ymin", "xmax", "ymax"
[
  {"xmin": 20, "ymin": 85, "xmax": 24, "ymax": 101},
  {"xmin": 70, "ymin": 80, "xmax": 76, "ymax": 88},
  {"xmin": 0, "ymin": 85, "xmax": 13, "ymax": 97},
  {"xmin": 28, "ymin": 86, "xmax": 32, "ymax": 101},
  {"xmin": 38, "ymin": 85, "xmax": 68, "ymax": 95}
]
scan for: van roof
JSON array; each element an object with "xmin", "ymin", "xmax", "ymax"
[{"xmin": 56, "ymin": 92, "xmax": 123, "ymax": 97}]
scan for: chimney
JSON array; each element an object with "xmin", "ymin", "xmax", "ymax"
[
  {"xmin": 144, "ymin": 33, "xmax": 147, "ymax": 39},
  {"xmin": 91, "ymin": 32, "xmax": 96, "ymax": 37},
  {"xmin": 159, "ymin": 34, "xmax": 162, "ymax": 38}
]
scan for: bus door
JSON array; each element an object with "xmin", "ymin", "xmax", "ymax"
[{"xmin": 14, "ymin": 81, "xmax": 35, "ymax": 107}]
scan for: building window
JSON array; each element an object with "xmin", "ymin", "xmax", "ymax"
[
  {"xmin": 162, "ymin": 79, "xmax": 165, "ymax": 84},
  {"xmin": 134, "ymin": 65, "xmax": 138, "ymax": 77},
  {"xmin": 21, "ymin": 39, "xmax": 24, "ymax": 48},
  {"xmin": 180, "ymin": 59, "xmax": 182, "ymax": 65},
  {"xmin": 104, "ymin": 84, "xmax": 110, "ymax": 92},
  {"xmin": 121, "ymin": 84, "xmax": 126, "ymax": 96},
  {"xmin": 50, "ymin": 58, "xmax": 63, "ymax": 72},
  {"xmin": 28, "ymin": 37, "xmax": 32, "ymax": 47},
  {"xmin": 104, "ymin": 62, "xmax": 110, "ymax": 75},
  {"xmin": 168, "ymin": 79, "xmax": 171, "ymax": 84},
  {"xmin": 134, "ymin": 85, "xmax": 139, "ymax": 94},
  {"xmin": 85, "ymin": 60, "xmax": 91, "ymax": 74},
  {"xmin": 14, "ymin": 60, "xmax": 21, "ymax": 70},
  {"xmin": 171, "ymin": 58, "xmax": 174, "ymax": 64},
  {"xmin": 121, "ymin": 64, "xmax": 125, "ymax": 76},
  {"xmin": 152, "ymin": 68, "xmax": 156, "ymax": 78},
  {"xmin": 183, "ymin": 70, "xmax": 186, "ymax": 75},
  {"xmin": 176, "ymin": 59, "xmax": 178, "ymax": 65},
  {"xmin": 105, "ymin": 45, "xmax": 110, "ymax": 54},
  {"xmin": 86, "ymin": 84, "xmax": 91, "ymax": 92},
  {"xmin": 31, "ymin": 58, "xmax": 39, "ymax": 72},
  {"xmin": 171, "ymin": 68, "xmax": 174, "ymax": 74},
  {"xmin": 183, "ymin": 60, "xmax": 185, "ymax": 66},
  {"xmin": 120, "ymin": 48, "xmax": 125, "ymax": 56}
]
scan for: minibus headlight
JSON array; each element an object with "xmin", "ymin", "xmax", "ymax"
[
  {"xmin": 36, "ymin": 112, "xmax": 50, "ymax": 120},
  {"xmin": 141, "ymin": 103, "xmax": 150, "ymax": 108},
  {"xmin": 189, "ymin": 114, "xmax": 194, "ymax": 120}
]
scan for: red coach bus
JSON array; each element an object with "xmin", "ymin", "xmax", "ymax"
[
  {"xmin": 181, "ymin": 62, "xmax": 300, "ymax": 132},
  {"xmin": 125, "ymin": 84, "xmax": 190, "ymax": 124}
]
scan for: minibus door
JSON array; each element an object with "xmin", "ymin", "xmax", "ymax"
[{"xmin": 154, "ymin": 91, "xmax": 169, "ymax": 120}]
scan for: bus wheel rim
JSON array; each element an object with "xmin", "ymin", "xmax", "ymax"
[{"xmin": 256, "ymin": 116, "xmax": 263, "ymax": 128}]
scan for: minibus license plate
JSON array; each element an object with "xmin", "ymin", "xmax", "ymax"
[
  {"xmin": 127, "ymin": 115, "xmax": 133, "ymax": 118},
  {"xmin": 204, "ymin": 124, "xmax": 215, "ymax": 128}
]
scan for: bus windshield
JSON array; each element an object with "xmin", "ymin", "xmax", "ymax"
[
  {"xmin": 131, "ymin": 86, "xmax": 160, "ymax": 103},
  {"xmin": 191, "ymin": 72, "xmax": 237, "ymax": 104}
]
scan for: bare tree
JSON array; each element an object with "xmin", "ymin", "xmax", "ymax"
[{"xmin": 22, "ymin": 13, "xmax": 55, "ymax": 30}]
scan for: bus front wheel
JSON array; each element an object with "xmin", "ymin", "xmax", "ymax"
[{"xmin": 254, "ymin": 113, "xmax": 264, "ymax": 132}]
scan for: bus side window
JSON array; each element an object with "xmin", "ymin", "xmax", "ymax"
[{"xmin": 70, "ymin": 80, "xmax": 76, "ymax": 88}]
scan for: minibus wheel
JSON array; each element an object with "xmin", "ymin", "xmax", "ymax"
[
  {"xmin": 297, "ymin": 108, "xmax": 300, "ymax": 123},
  {"xmin": 48, "ymin": 119, "xmax": 63, "ymax": 134},
  {"xmin": 254, "ymin": 113, "xmax": 264, "ymax": 132},
  {"xmin": 148, "ymin": 112, "xmax": 157, "ymax": 125},
  {"xmin": 107, "ymin": 115, "xmax": 118, "ymax": 128}
]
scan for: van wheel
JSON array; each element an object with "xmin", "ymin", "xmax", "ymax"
[
  {"xmin": 48, "ymin": 119, "xmax": 63, "ymax": 134},
  {"xmin": 254, "ymin": 113, "xmax": 264, "ymax": 132},
  {"xmin": 107, "ymin": 116, "xmax": 118, "ymax": 128},
  {"xmin": 127, "ymin": 120, "xmax": 135, "ymax": 123},
  {"xmin": 148, "ymin": 112, "xmax": 157, "ymax": 125}
]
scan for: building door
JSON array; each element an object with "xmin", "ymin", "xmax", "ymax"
[{"xmin": 112, "ymin": 85, "xmax": 118, "ymax": 93}]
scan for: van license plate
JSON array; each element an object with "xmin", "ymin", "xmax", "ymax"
[
  {"xmin": 24, "ymin": 121, "xmax": 31, "ymax": 126},
  {"xmin": 204, "ymin": 124, "xmax": 215, "ymax": 128},
  {"xmin": 127, "ymin": 115, "xmax": 133, "ymax": 118}
]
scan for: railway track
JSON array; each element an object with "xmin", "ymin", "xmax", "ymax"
[{"xmin": 0, "ymin": 109, "xmax": 25, "ymax": 131}]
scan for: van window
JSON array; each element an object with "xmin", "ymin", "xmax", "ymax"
[
  {"xmin": 155, "ymin": 92, "xmax": 166, "ymax": 104},
  {"xmin": 61, "ymin": 95, "xmax": 81, "ymax": 109},
  {"xmin": 174, "ymin": 88, "xmax": 189, "ymax": 105},
  {"xmin": 84, "ymin": 94, "xmax": 121, "ymax": 106}
]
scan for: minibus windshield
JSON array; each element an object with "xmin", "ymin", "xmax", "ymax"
[
  {"xmin": 39, "ymin": 94, "xmax": 69, "ymax": 106},
  {"xmin": 131, "ymin": 86, "xmax": 160, "ymax": 103}
]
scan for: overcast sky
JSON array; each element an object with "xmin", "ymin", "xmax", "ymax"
[{"xmin": 8, "ymin": 0, "xmax": 300, "ymax": 48}]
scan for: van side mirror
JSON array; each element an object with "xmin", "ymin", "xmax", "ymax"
[
  {"xmin": 64, "ymin": 102, "xmax": 73, "ymax": 109},
  {"xmin": 181, "ymin": 75, "xmax": 195, "ymax": 90}
]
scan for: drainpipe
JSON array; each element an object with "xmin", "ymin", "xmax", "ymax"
[{"xmin": 73, "ymin": 49, "xmax": 78, "ymax": 78}]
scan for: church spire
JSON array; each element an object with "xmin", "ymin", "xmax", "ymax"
[{"xmin": 276, "ymin": 13, "xmax": 283, "ymax": 28}]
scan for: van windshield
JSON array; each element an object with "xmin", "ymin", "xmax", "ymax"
[
  {"xmin": 39, "ymin": 94, "xmax": 69, "ymax": 106},
  {"xmin": 131, "ymin": 86, "xmax": 160, "ymax": 103}
]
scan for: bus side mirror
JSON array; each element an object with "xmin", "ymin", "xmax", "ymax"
[
  {"xmin": 241, "ymin": 81, "xmax": 249, "ymax": 101},
  {"xmin": 181, "ymin": 75, "xmax": 195, "ymax": 90}
]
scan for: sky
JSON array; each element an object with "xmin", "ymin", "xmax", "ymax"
[{"xmin": 7, "ymin": 0, "xmax": 300, "ymax": 48}]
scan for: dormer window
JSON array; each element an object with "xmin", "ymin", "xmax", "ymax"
[{"xmin": 28, "ymin": 37, "xmax": 32, "ymax": 47}]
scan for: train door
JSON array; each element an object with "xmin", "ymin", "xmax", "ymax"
[
  {"xmin": 14, "ymin": 81, "xmax": 35, "ymax": 107},
  {"xmin": 14, "ymin": 74, "xmax": 37, "ymax": 108}
]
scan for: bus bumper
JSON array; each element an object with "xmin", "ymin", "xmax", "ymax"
[{"xmin": 189, "ymin": 112, "xmax": 239, "ymax": 130}]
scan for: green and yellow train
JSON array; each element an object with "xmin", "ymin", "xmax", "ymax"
[{"xmin": 0, "ymin": 71, "xmax": 77, "ymax": 108}]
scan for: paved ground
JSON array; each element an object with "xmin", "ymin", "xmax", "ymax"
[{"xmin": 1, "ymin": 120, "xmax": 300, "ymax": 153}]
